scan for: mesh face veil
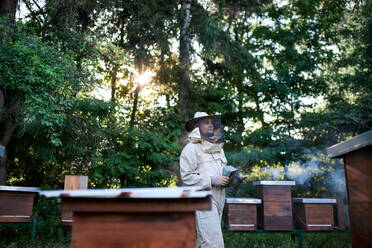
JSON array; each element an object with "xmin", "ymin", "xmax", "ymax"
[{"xmin": 194, "ymin": 114, "xmax": 225, "ymax": 143}]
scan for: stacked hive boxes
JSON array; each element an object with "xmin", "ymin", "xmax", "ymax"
[
  {"xmin": 224, "ymin": 180, "xmax": 345, "ymax": 231},
  {"xmin": 254, "ymin": 181, "xmax": 295, "ymax": 231}
]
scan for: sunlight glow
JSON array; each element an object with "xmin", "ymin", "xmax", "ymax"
[{"xmin": 136, "ymin": 71, "xmax": 155, "ymax": 87}]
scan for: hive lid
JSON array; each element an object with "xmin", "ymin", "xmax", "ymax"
[
  {"xmin": 226, "ymin": 198, "xmax": 261, "ymax": 204},
  {"xmin": 292, "ymin": 198, "xmax": 336, "ymax": 204},
  {"xmin": 0, "ymin": 186, "xmax": 40, "ymax": 192},
  {"xmin": 253, "ymin": 180, "xmax": 296, "ymax": 186},
  {"xmin": 327, "ymin": 130, "xmax": 372, "ymax": 158},
  {"xmin": 40, "ymin": 186, "xmax": 211, "ymax": 199}
]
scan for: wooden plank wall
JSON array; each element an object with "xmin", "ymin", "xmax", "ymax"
[
  {"xmin": 71, "ymin": 212, "xmax": 196, "ymax": 248},
  {"xmin": 0, "ymin": 191, "xmax": 36, "ymax": 222},
  {"xmin": 256, "ymin": 186, "xmax": 293, "ymax": 230},
  {"xmin": 293, "ymin": 203, "xmax": 334, "ymax": 231},
  {"xmin": 343, "ymin": 146, "xmax": 372, "ymax": 248},
  {"xmin": 61, "ymin": 175, "xmax": 88, "ymax": 225},
  {"xmin": 224, "ymin": 204, "xmax": 257, "ymax": 231}
]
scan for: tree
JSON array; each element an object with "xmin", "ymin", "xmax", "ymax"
[
  {"xmin": 179, "ymin": 0, "xmax": 193, "ymax": 119},
  {"xmin": 0, "ymin": 0, "xmax": 19, "ymax": 184},
  {"xmin": 0, "ymin": 26, "xmax": 81, "ymax": 184}
]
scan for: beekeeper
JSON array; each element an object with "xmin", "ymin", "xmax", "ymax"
[{"xmin": 180, "ymin": 112, "xmax": 229, "ymax": 248}]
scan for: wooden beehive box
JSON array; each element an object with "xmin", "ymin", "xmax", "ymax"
[
  {"xmin": 293, "ymin": 198, "xmax": 336, "ymax": 230},
  {"xmin": 254, "ymin": 181, "xmax": 295, "ymax": 231},
  {"xmin": 224, "ymin": 198, "xmax": 261, "ymax": 231},
  {"xmin": 41, "ymin": 186, "xmax": 211, "ymax": 248},
  {"xmin": 61, "ymin": 175, "xmax": 88, "ymax": 225},
  {"xmin": 0, "ymin": 186, "xmax": 40, "ymax": 222}
]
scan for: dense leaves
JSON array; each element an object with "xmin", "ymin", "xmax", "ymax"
[
  {"xmin": 0, "ymin": 0, "xmax": 370, "ymax": 198},
  {"xmin": 0, "ymin": 27, "xmax": 81, "ymax": 146}
]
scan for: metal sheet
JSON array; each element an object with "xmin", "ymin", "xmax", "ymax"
[
  {"xmin": 0, "ymin": 186, "xmax": 40, "ymax": 192},
  {"xmin": 253, "ymin": 180, "xmax": 296, "ymax": 186},
  {"xmin": 292, "ymin": 198, "xmax": 336, "ymax": 204},
  {"xmin": 40, "ymin": 186, "xmax": 211, "ymax": 199},
  {"xmin": 226, "ymin": 198, "xmax": 261, "ymax": 204},
  {"xmin": 229, "ymin": 224, "xmax": 255, "ymax": 227}
]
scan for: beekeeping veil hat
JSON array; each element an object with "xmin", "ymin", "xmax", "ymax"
[{"xmin": 185, "ymin": 112, "xmax": 225, "ymax": 143}]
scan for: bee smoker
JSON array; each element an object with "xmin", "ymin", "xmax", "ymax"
[{"xmin": 223, "ymin": 165, "xmax": 247, "ymax": 195}]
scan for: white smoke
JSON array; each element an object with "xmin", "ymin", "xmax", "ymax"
[
  {"xmin": 262, "ymin": 167, "xmax": 282, "ymax": 179},
  {"xmin": 260, "ymin": 149, "xmax": 347, "ymax": 198},
  {"xmin": 326, "ymin": 162, "xmax": 347, "ymax": 198},
  {"xmin": 284, "ymin": 157, "xmax": 325, "ymax": 185}
]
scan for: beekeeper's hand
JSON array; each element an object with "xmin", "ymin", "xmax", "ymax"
[{"xmin": 211, "ymin": 176, "xmax": 230, "ymax": 186}]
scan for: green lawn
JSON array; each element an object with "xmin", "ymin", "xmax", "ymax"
[
  {"xmin": 224, "ymin": 232, "xmax": 351, "ymax": 248},
  {"xmin": 0, "ymin": 225, "xmax": 351, "ymax": 248}
]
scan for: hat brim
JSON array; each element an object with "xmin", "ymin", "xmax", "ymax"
[{"xmin": 185, "ymin": 114, "xmax": 219, "ymax": 132}]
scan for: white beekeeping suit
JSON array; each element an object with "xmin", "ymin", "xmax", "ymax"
[{"xmin": 180, "ymin": 112, "xmax": 228, "ymax": 248}]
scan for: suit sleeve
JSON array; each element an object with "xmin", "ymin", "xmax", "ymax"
[{"xmin": 180, "ymin": 144, "xmax": 212, "ymax": 190}]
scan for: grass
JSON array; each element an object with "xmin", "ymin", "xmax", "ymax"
[
  {"xmin": 0, "ymin": 225, "xmax": 351, "ymax": 248},
  {"xmin": 224, "ymin": 232, "xmax": 351, "ymax": 248}
]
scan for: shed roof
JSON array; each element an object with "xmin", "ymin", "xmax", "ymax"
[{"xmin": 327, "ymin": 130, "xmax": 372, "ymax": 158}]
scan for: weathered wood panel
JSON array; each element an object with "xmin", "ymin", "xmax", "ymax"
[
  {"xmin": 297, "ymin": 204, "xmax": 334, "ymax": 231},
  {"xmin": 256, "ymin": 185, "xmax": 293, "ymax": 230},
  {"xmin": 343, "ymin": 146, "xmax": 372, "ymax": 248},
  {"xmin": 64, "ymin": 175, "xmax": 88, "ymax": 190},
  {"xmin": 334, "ymin": 198, "xmax": 345, "ymax": 230},
  {"xmin": 61, "ymin": 197, "xmax": 211, "ymax": 213},
  {"xmin": 293, "ymin": 204, "xmax": 306, "ymax": 229},
  {"xmin": 43, "ymin": 187, "xmax": 211, "ymax": 247},
  {"xmin": 71, "ymin": 212, "xmax": 196, "ymax": 248},
  {"xmin": 61, "ymin": 175, "xmax": 88, "ymax": 225},
  {"xmin": 256, "ymin": 186, "xmax": 292, "ymax": 202},
  {"xmin": 224, "ymin": 204, "xmax": 257, "ymax": 231},
  {"xmin": 0, "ymin": 191, "xmax": 36, "ymax": 222}
]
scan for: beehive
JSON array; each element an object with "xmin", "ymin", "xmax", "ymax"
[
  {"xmin": 224, "ymin": 198, "xmax": 261, "ymax": 231},
  {"xmin": 0, "ymin": 186, "xmax": 40, "ymax": 222},
  {"xmin": 254, "ymin": 181, "xmax": 295, "ymax": 231},
  {"xmin": 293, "ymin": 198, "xmax": 336, "ymax": 230}
]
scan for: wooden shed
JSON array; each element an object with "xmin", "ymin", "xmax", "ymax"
[{"xmin": 327, "ymin": 130, "xmax": 372, "ymax": 248}]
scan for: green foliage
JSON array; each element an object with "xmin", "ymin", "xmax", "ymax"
[
  {"xmin": 0, "ymin": 24, "xmax": 80, "ymax": 146},
  {"xmin": 3, "ymin": 0, "xmax": 370, "ymax": 209},
  {"xmin": 0, "ymin": 1, "xmax": 366, "ymax": 245},
  {"xmin": 90, "ymin": 126, "xmax": 178, "ymax": 188}
]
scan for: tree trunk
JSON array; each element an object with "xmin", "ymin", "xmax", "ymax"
[
  {"xmin": 237, "ymin": 83, "xmax": 244, "ymax": 149},
  {"xmin": 0, "ymin": 0, "xmax": 18, "ymax": 21},
  {"xmin": 0, "ymin": 149, "xmax": 7, "ymax": 185},
  {"xmin": 110, "ymin": 65, "xmax": 119, "ymax": 103},
  {"xmin": 0, "ymin": 89, "xmax": 4, "ymax": 124},
  {"xmin": 0, "ymin": 0, "xmax": 18, "ymax": 40},
  {"xmin": 129, "ymin": 86, "xmax": 140, "ymax": 128},
  {"xmin": 0, "ymin": 110, "xmax": 17, "ymax": 185},
  {"xmin": 179, "ymin": 0, "xmax": 192, "ymax": 120},
  {"xmin": 0, "ymin": 0, "xmax": 18, "ymax": 185}
]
